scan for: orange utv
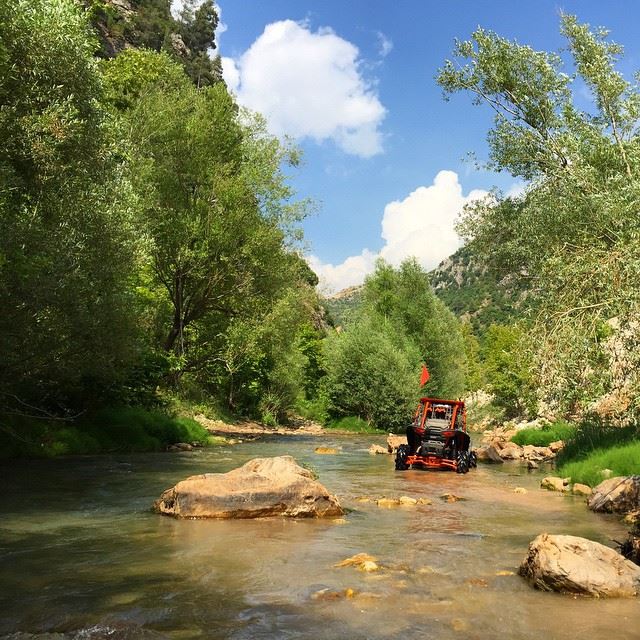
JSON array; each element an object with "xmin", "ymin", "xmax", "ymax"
[{"xmin": 395, "ymin": 398, "xmax": 477, "ymax": 473}]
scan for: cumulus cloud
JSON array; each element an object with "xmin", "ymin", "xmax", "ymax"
[
  {"xmin": 310, "ymin": 170, "xmax": 489, "ymax": 293},
  {"xmin": 221, "ymin": 20, "xmax": 386, "ymax": 157}
]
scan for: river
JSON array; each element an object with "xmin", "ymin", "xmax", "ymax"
[{"xmin": 1, "ymin": 435, "xmax": 638, "ymax": 639}]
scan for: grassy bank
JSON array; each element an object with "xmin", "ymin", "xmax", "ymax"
[
  {"xmin": 0, "ymin": 406, "xmax": 223, "ymax": 458},
  {"xmin": 558, "ymin": 441, "xmax": 640, "ymax": 487},
  {"xmin": 325, "ymin": 416, "xmax": 386, "ymax": 434},
  {"xmin": 554, "ymin": 416, "xmax": 640, "ymax": 486},
  {"xmin": 511, "ymin": 420, "xmax": 575, "ymax": 447}
]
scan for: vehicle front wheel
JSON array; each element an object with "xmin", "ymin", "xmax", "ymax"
[{"xmin": 395, "ymin": 444, "xmax": 410, "ymax": 471}]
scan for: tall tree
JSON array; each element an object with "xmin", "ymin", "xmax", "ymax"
[
  {"xmin": 0, "ymin": 0, "xmax": 141, "ymax": 416},
  {"xmin": 437, "ymin": 15, "xmax": 640, "ymax": 419}
]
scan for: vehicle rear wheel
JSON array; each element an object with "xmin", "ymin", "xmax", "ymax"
[
  {"xmin": 468, "ymin": 451, "xmax": 478, "ymax": 468},
  {"xmin": 456, "ymin": 451, "xmax": 469, "ymax": 474},
  {"xmin": 395, "ymin": 444, "xmax": 410, "ymax": 471}
]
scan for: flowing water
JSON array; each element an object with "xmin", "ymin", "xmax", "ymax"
[{"xmin": 1, "ymin": 435, "xmax": 638, "ymax": 639}]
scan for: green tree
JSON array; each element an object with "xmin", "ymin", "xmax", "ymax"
[
  {"xmin": 0, "ymin": 0, "xmax": 141, "ymax": 416},
  {"xmin": 323, "ymin": 319, "xmax": 417, "ymax": 431},
  {"xmin": 177, "ymin": 0, "xmax": 223, "ymax": 87},
  {"xmin": 103, "ymin": 51, "xmax": 311, "ymax": 402},
  {"xmin": 362, "ymin": 258, "xmax": 467, "ymax": 398},
  {"xmin": 322, "ymin": 259, "xmax": 468, "ymax": 430},
  {"xmin": 482, "ymin": 325, "xmax": 535, "ymax": 419},
  {"xmin": 437, "ymin": 15, "xmax": 640, "ymax": 418}
]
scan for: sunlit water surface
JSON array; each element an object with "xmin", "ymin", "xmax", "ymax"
[{"xmin": 1, "ymin": 435, "xmax": 638, "ymax": 639}]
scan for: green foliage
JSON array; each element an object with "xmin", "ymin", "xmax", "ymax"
[
  {"xmin": 326, "ymin": 416, "xmax": 383, "ymax": 434},
  {"xmin": 461, "ymin": 321, "xmax": 484, "ymax": 392},
  {"xmin": 511, "ymin": 420, "xmax": 575, "ymax": 446},
  {"xmin": 557, "ymin": 414, "xmax": 639, "ymax": 464},
  {"xmin": 558, "ymin": 441, "xmax": 640, "ymax": 487},
  {"xmin": 322, "ymin": 260, "xmax": 468, "ymax": 432},
  {"xmin": 482, "ymin": 324, "xmax": 536, "ymax": 419},
  {"xmin": 0, "ymin": 407, "xmax": 214, "ymax": 458},
  {"xmin": 438, "ymin": 15, "xmax": 640, "ymax": 420},
  {"xmin": 1, "ymin": 2, "xmax": 321, "ymax": 451},
  {"xmin": 323, "ymin": 316, "xmax": 417, "ymax": 431},
  {"xmin": 0, "ymin": 0, "xmax": 142, "ymax": 416}
]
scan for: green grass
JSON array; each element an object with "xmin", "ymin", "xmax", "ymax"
[
  {"xmin": 558, "ymin": 440, "xmax": 640, "ymax": 487},
  {"xmin": 511, "ymin": 420, "xmax": 575, "ymax": 447},
  {"xmin": 325, "ymin": 416, "xmax": 384, "ymax": 433},
  {"xmin": 0, "ymin": 406, "xmax": 219, "ymax": 458},
  {"xmin": 557, "ymin": 416, "xmax": 638, "ymax": 464}
]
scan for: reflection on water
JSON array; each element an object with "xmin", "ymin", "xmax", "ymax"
[{"xmin": 1, "ymin": 436, "xmax": 638, "ymax": 639}]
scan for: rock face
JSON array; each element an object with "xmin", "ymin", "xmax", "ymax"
[
  {"xmin": 588, "ymin": 476, "xmax": 640, "ymax": 514},
  {"xmin": 519, "ymin": 534, "xmax": 640, "ymax": 597},
  {"xmin": 154, "ymin": 456, "xmax": 344, "ymax": 519}
]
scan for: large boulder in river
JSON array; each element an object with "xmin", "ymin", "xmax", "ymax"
[
  {"xmin": 519, "ymin": 533, "xmax": 640, "ymax": 597},
  {"xmin": 588, "ymin": 476, "xmax": 640, "ymax": 514},
  {"xmin": 153, "ymin": 456, "xmax": 344, "ymax": 519}
]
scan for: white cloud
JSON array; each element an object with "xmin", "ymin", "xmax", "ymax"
[
  {"xmin": 307, "ymin": 250, "xmax": 378, "ymax": 295},
  {"xmin": 376, "ymin": 31, "xmax": 393, "ymax": 58},
  {"xmin": 221, "ymin": 20, "xmax": 386, "ymax": 157},
  {"xmin": 310, "ymin": 170, "xmax": 489, "ymax": 293}
]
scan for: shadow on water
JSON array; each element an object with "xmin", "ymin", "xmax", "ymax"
[{"xmin": 1, "ymin": 435, "xmax": 639, "ymax": 639}]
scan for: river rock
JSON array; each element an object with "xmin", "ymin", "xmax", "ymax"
[
  {"xmin": 527, "ymin": 460, "xmax": 539, "ymax": 470},
  {"xmin": 499, "ymin": 442, "xmax": 523, "ymax": 460},
  {"xmin": 549, "ymin": 440, "xmax": 565, "ymax": 453},
  {"xmin": 168, "ymin": 442, "xmax": 194, "ymax": 452},
  {"xmin": 386, "ymin": 434, "xmax": 406, "ymax": 453},
  {"xmin": 153, "ymin": 455, "xmax": 344, "ymax": 519},
  {"xmin": 541, "ymin": 476, "xmax": 567, "ymax": 492},
  {"xmin": 519, "ymin": 533, "xmax": 640, "ymax": 597},
  {"xmin": 476, "ymin": 445, "xmax": 504, "ymax": 464},
  {"xmin": 522, "ymin": 445, "xmax": 553, "ymax": 461},
  {"xmin": 315, "ymin": 446, "xmax": 339, "ymax": 455},
  {"xmin": 368, "ymin": 444, "xmax": 388, "ymax": 455},
  {"xmin": 588, "ymin": 476, "xmax": 640, "ymax": 514},
  {"xmin": 573, "ymin": 483, "xmax": 592, "ymax": 496}
]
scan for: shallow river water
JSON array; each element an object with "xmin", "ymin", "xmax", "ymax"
[{"xmin": 1, "ymin": 435, "xmax": 639, "ymax": 639}]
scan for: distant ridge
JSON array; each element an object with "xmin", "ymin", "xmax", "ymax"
[{"xmin": 321, "ymin": 244, "xmax": 522, "ymax": 334}]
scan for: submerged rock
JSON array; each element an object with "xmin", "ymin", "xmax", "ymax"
[
  {"xmin": 540, "ymin": 476, "xmax": 567, "ymax": 492},
  {"xmin": 153, "ymin": 455, "xmax": 343, "ymax": 519},
  {"xmin": 368, "ymin": 444, "xmax": 388, "ymax": 455},
  {"xmin": 519, "ymin": 533, "xmax": 640, "ymax": 597},
  {"xmin": 335, "ymin": 552, "xmax": 376, "ymax": 566},
  {"xmin": 315, "ymin": 446, "xmax": 339, "ymax": 455},
  {"xmin": 588, "ymin": 476, "xmax": 640, "ymax": 514},
  {"xmin": 573, "ymin": 483, "xmax": 592, "ymax": 496},
  {"xmin": 440, "ymin": 493, "xmax": 465, "ymax": 503}
]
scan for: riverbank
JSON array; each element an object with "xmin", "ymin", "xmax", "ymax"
[{"xmin": 0, "ymin": 404, "xmax": 386, "ymax": 459}]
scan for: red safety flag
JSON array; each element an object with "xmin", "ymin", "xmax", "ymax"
[{"xmin": 419, "ymin": 363, "xmax": 430, "ymax": 387}]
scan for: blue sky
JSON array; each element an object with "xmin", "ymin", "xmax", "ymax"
[{"xmin": 208, "ymin": 0, "xmax": 640, "ymax": 292}]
